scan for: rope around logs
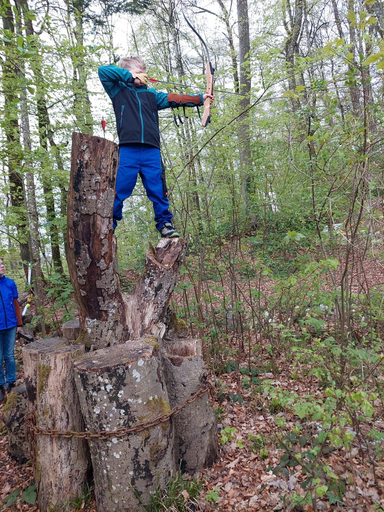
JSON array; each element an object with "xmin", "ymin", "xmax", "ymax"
[{"xmin": 24, "ymin": 384, "xmax": 211, "ymax": 440}]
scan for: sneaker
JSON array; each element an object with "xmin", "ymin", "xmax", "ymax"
[
  {"xmin": 160, "ymin": 222, "xmax": 180, "ymax": 238},
  {"xmin": 0, "ymin": 386, "xmax": 4, "ymax": 402}
]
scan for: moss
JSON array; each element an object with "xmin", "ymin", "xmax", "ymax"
[
  {"xmin": 150, "ymin": 443, "xmax": 167, "ymax": 460},
  {"xmin": 35, "ymin": 461, "xmax": 42, "ymax": 484},
  {"xmin": 75, "ymin": 329, "xmax": 93, "ymax": 348},
  {"xmin": 146, "ymin": 396, "xmax": 171, "ymax": 416},
  {"xmin": 173, "ymin": 317, "xmax": 188, "ymax": 333},
  {"xmin": 138, "ymin": 428, "xmax": 150, "ymax": 438},
  {"xmin": 144, "ymin": 335, "xmax": 160, "ymax": 351},
  {"xmin": 37, "ymin": 364, "xmax": 51, "ymax": 396},
  {"xmin": 167, "ymin": 311, "xmax": 188, "ymax": 335},
  {"xmin": 3, "ymin": 392, "xmax": 18, "ymax": 413}
]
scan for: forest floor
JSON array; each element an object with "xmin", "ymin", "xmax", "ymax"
[
  {"xmin": 0, "ymin": 338, "xmax": 383, "ymax": 512},
  {"xmin": 1, "ymin": 248, "xmax": 384, "ymax": 511}
]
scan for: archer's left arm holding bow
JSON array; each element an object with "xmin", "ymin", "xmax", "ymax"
[{"xmin": 152, "ymin": 90, "xmax": 214, "ymax": 111}]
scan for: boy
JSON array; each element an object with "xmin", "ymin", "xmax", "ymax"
[{"xmin": 98, "ymin": 56, "xmax": 213, "ymax": 237}]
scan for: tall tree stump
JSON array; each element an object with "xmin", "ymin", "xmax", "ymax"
[
  {"xmin": 74, "ymin": 340, "xmax": 176, "ymax": 512},
  {"xmin": 126, "ymin": 238, "xmax": 187, "ymax": 339},
  {"xmin": 162, "ymin": 338, "xmax": 218, "ymax": 473},
  {"xmin": 67, "ymin": 132, "xmax": 128, "ymax": 348},
  {"xmin": 23, "ymin": 341, "xmax": 89, "ymax": 512}
]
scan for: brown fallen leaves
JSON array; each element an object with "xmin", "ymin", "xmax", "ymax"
[{"xmin": 1, "ymin": 343, "xmax": 384, "ymax": 512}]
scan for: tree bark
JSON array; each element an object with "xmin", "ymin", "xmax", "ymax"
[
  {"xmin": 34, "ymin": 344, "xmax": 89, "ymax": 512},
  {"xmin": 67, "ymin": 133, "xmax": 128, "ymax": 348},
  {"xmin": 0, "ymin": 2, "xmax": 30, "ymax": 265},
  {"xmin": 67, "ymin": 133, "xmax": 187, "ymax": 348},
  {"xmin": 2, "ymin": 384, "xmax": 29, "ymax": 464},
  {"xmin": 62, "ymin": 318, "xmax": 81, "ymax": 341},
  {"xmin": 74, "ymin": 340, "xmax": 176, "ymax": 511},
  {"xmin": 162, "ymin": 338, "xmax": 218, "ymax": 473},
  {"xmin": 236, "ymin": 0, "xmax": 253, "ymax": 211},
  {"xmin": 126, "ymin": 238, "xmax": 187, "ymax": 339}
]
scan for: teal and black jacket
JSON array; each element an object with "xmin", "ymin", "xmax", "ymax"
[{"xmin": 98, "ymin": 65, "xmax": 204, "ymax": 149}]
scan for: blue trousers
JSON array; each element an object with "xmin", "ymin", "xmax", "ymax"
[
  {"xmin": 0, "ymin": 326, "xmax": 17, "ymax": 387},
  {"xmin": 113, "ymin": 145, "xmax": 173, "ymax": 231}
]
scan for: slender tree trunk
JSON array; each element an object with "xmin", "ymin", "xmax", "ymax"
[
  {"xmin": 237, "ymin": 0, "xmax": 252, "ymax": 211},
  {"xmin": 0, "ymin": 1, "xmax": 30, "ymax": 265},
  {"xmin": 18, "ymin": 63, "xmax": 47, "ymax": 336},
  {"xmin": 67, "ymin": 0, "xmax": 94, "ymax": 134},
  {"xmin": 16, "ymin": 0, "xmax": 64, "ymax": 274},
  {"xmin": 217, "ymin": 0, "xmax": 240, "ymax": 93}
]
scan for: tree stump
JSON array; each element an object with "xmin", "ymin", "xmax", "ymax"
[
  {"xmin": 23, "ymin": 341, "xmax": 89, "ymax": 512},
  {"xmin": 126, "ymin": 238, "xmax": 188, "ymax": 339},
  {"xmin": 1, "ymin": 384, "xmax": 29, "ymax": 463},
  {"xmin": 162, "ymin": 338, "xmax": 218, "ymax": 473},
  {"xmin": 67, "ymin": 132, "xmax": 128, "ymax": 348},
  {"xmin": 74, "ymin": 340, "xmax": 176, "ymax": 512},
  {"xmin": 67, "ymin": 134, "xmax": 188, "ymax": 349},
  {"xmin": 23, "ymin": 337, "xmax": 68, "ymax": 408},
  {"xmin": 62, "ymin": 318, "xmax": 80, "ymax": 341}
]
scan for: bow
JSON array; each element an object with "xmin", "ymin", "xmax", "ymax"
[{"xmin": 181, "ymin": 3, "xmax": 214, "ymax": 127}]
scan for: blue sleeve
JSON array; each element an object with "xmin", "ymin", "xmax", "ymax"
[
  {"xmin": 11, "ymin": 279, "xmax": 18, "ymax": 299},
  {"xmin": 98, "ymin": 65, "xmax": 134, "ymax": 99},
  {"xmin": 155, "ymin": 90, "xmax": 171, "ymax": 110}
]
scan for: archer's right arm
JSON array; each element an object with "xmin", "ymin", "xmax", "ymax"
[{"xmin": 98, "ymin": 65, "xmax": 134, "ymax": 99}]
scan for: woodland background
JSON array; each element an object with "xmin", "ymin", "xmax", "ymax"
[{"xmin": 1, "ymin": 0, "xmax": 384, "ymax": 510}]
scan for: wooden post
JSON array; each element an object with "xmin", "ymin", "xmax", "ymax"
[
  {"xmin": 35, "ymin": 344, "xmax": 90, "ymax": 512},
  {"xmin": 74, "ymin": 340, "xmax": 176, "ymax": 512},
  {"xmin": 162, "ymin": 338, "xmax": 218, "ymax": 473},
  {"xmin": 62, "ymin": 318, "xmax": 80, "ymax": 341},
  {"xmin": 126, "ymin": 238, "xmax": 188, "ymax": 339},
  {"xmin": 23, "ymin": 340, "xmax": 89, "ymax": 512},
  {"xmin": 67, "ymin": 132, "xmax": 129, "ymax": 348}
]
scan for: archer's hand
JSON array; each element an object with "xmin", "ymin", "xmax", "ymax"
[
  {"xmin": 203, "ymin": 93, "xmax": 214, "ymax": 103},
  {"xmin": 132, "ymin": 73, "xmax": 148, "ymax": 86},
  {"xmin": 17, "ymin": 326, "xmax": 23, "ymax": 334}
]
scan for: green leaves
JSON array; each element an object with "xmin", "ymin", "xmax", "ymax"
[{"xmin": 2, "ymin": 485, "xmax": 37, "ymax": 508}]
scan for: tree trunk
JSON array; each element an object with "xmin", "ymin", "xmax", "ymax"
[
  {"xmin": 62, "ymin": 318, "xmax": 81, "ymax": 341},
  {"xmin": 32, "ymin": 343, "xmax": 89, "ymax": 512},
  {"xmin": 74, "ymin": 340, "xmax": 176, "ymax": 512},
  {"xmin": 126, "ymin": 238, "xmax": 187, "ymax": 339},
  {"xmin": 162, "ymin": 338, "xmax": 218, "ymax": 473},
  {"xmin": 67, "ymin": 133, "xmax": 128, "ymax": 348},
  {"xmin": 0, "ymin": 2, "xmax": 30, "ymax": 265},
  {"xmin": 67, "ymin": 133, "xmax": 188, "ymax": 348},
  {"xmin": 2, "ymin": 384, "xmax": 29, "ymax": 464},
  {"xmin": 237, "ymin": 0, "xmax": 253, "ymax": 211}
]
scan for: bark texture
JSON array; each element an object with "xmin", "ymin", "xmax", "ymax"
[
  {"xmin": 67, "ymin": 132, "xmax": 128, "ymax": 348},
  {"xmin": 2, "ymin": 384, "xmax": 29, "ymax": 463},
  {"xmin": 162, "ymin": 339, "xmax": 218, "ymax": 473},
  {"xmin": 62, "ymin": 318, "xmax": 80, "ymax": 341},
  {"xmin": 23, "ymin": 337, "xmax": 67, "ymax": 409},
  {"xmin": 74, "ymin": 340, "xmax": 176, "ymax": 512},
  {"xmin": 23, "ymin": 340, "xmax": 89, "ymax": 512},
  {"xmin": 35, "ymin": 344, "xmax": 89, "ymax": 512},
  {"xmin": 126, "ymin": 238, "xmax": 188, "ymax": 339}
]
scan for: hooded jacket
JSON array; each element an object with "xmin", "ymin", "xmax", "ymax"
[
  {"xmin": 98, "ymin": 65, "xmax": 203, "ymax": 148},
  {"xmin": 0, "ymin": 275, "xmax": 20, "ymax": 331}
]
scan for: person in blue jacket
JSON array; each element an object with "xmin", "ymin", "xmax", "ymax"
[
  {"xmin": 0, "ymin": 257, "xmax": 23, "ymax": 401},
  {"xmin": 98, "ymin": 56, "xmax": 214, "ymax": 237}
]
